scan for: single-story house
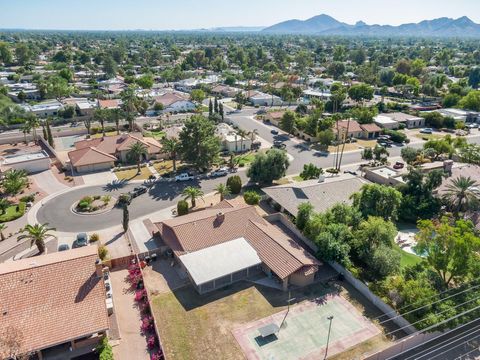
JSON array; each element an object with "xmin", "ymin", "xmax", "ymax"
[
  {"xmin": 98, "ymin": 99, "xmax": 122, "ymax": 110},
  {"xmin": 303, "ymin": 89, "xmax": 332, "ymax": 101},
  {"xmin": 437, "ymin": 108, "xmax": 479, "ymax": 123},
  {"xmin": 263, "ymin": 175, "xmax": 368, "ymax": 217},
  {"xmin": 1, "ymin": 150, "xmax": 51, "ymax": 173},
  {"xmin": 360, "ymin": 123, "xmax": 382, "ymax": 139},
  {"xmin": 376, "ymin": 112, "xmax": 425, "ymax": 129},
  {"xmin": 154, "ymin": 92, "xmax": 196, "ymax": 113},
  {"xmin": 264, "ymin": 111, "xmax": 286, "ymax": 127},
  {"xmin": 68, "ymin": 133, "xmax": 164, "ymax": 173},
  {"xmin": 0, "ymin": 246, "xmax": 109, "ymax": 359},
  {"xmin": 248, "ymin": 91, "xmax": 283, "ymax": 106},
  {"xmin": 21, "ymin": 100, "xmax": 64, "ymax": 117},
  {"xmin": 363, "ymin": 166, "xmax": 405, "ymax": 186},
  {"xmin": 335, "ymin": 119, "xmax": 364, "ymax": 140},
  {"xmin": 216, "ymin": 123, "xmax": 252, "ymax": 153},
  {"xmin": 374, "ymin": 115, "xmax": 400, "ymax": 130},
  {"xmin": 211, "ymin": 84, "xmax": 242, "ymax": 98},
  {"xmin": 155, "ymin": 201, "xmax": 321, "ymax": 293}
]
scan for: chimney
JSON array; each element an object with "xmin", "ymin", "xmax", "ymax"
[{"xmin": 95, "ymin": 258, "xmax": 103, "ymax": 278}]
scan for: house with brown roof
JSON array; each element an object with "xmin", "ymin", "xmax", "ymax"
[
  {"xmin": 211, "ymin": 84, "xmax": 241, "ymax": 98},
  {"xmin": 0, "ymin": 246, "xmax": 109, "ymax": 359},
  {"xmin": 155, "ymin": 201, "xmax": 321, "ymax": 294},
  {"xmin": 360, "ymin": 123, "xmax": 382, "ymax": 139},
  {"xmin": 264, "ymin": 110, "xmax": 287, "ymax": 126},
  {"xmin": 68, "ymin": 133, "xmax": 164, "ymax": 173},
  {"xmin": 154, "ymin": 92, "xmax": 196, "ymax": 113},
  {"xmin": 335, "ymin": 119, "xmax": 363, "ymax": 140},
  {"xmin": 98, "ymin": 99, "xmax": 121, "ymax": 110}
]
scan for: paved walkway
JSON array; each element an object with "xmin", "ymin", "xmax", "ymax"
[{"xmin": 110, "ymin": 269, "xmax": 150, "ymax": 360}]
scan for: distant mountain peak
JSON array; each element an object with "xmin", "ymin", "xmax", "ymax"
[{"xmin": 262, "ymin": 14, "xmax": 480, "ymax": 37}]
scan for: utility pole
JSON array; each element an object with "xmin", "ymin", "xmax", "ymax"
[
  {"xmin": 279, "ymin": 291, "xmax": 295, "ymax": 330},
  {"xmin": 324, "ymin": 315, "xmax": 334, "ymax": 359}
]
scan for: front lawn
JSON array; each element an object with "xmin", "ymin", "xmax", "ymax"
[
  {"xmin": 393, "ymin": 244, "xmax": 422, "ymax": 268},
  {"xmin": 234, "ymin": 152, "xmax": 256, "ymax": 166},
  {"xmin": 144, "ymin": 130, "xmax": 166, "ymax": 140},
  {"xmin": 114, "ymin": 167, "xmax": 152, "ymax": 181},
  {"xmin": 91, "ymin": 131, "xmax": 118, "ymax": 139},
  {"xmin": 151, "ymin": 282, "xmax": 330, "ymax": 360},
  {"xmin": 0, "ymin": 202, "xmax": 26, "ymax": 222}
]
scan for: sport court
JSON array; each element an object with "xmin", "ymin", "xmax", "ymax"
[{"xmin": 233, "ymin": 294, "xmax": 380, "ymax": 360}]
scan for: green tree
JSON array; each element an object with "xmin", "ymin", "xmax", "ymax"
[
  {"xmin": 93, "ymin": 108, "xmax": 109, "ymax": 137},
  {"xmin": 15, "ymin": 43, "xmax": 31, "ymax": 65},
  {"xmin": 226, "ymin": 175, "xmax": 242, "ymax": 194},
  {"xmin": 468, "ymin": 67, "xmax": 480, "ymax": 89},
  {"xmin": 299, "ymin": 163, "xmax": 323, "ymax": 180},
  {"xmin": 179, "ymin": 115, "xmax": 220, "ymax": 170},
  {"xmin": 45, "ymin": 118, "xmax": 54, "ymax": 147},
  {"xmin": 442, "ymin": 176, "xmax": 480, "ymax": 216},
  {"xmin": 243, "ymin": 190, "xmax": 261, "ymax": 205},
  {"xmin": 352, "ymin": 184, "xmax": 402, "ymax": 221},
  {"xmin": 182, "ymin": 186, "xmax": 204, "ymax": 208},
  {"xmin": 348, "ymin": 84, "xmax": 374, "ymax": 104},
  {"xmin": 2, "ymin": 169, "xmax": 28, "ymax": 196},
  {"xmin": 316, "ymin": 129, "xmax": 335, "ymax": 150},
  {"xmin": 127, "ymin": 142, "xmax": 148, "ymax": 174},
  {"xmin": 190, "ymin": 89, "xmax": 206, "ymax": 103},
  {"xmin": 122, "ymin": 205, "xmax": 129, "ymax": 233},
  {"xmin": 247, "ymin": 149, "xmax": 289, "ymax": 185},
  {"xmin": 460, "ymin": 90, "xmax": 480, "ymax": 111},
  {"xmin": 416, "ymin": 218, "xmax": 480, "ymax": 287},
  {"xmin": 18, "ymin": 223, "xmax": 56, "ymax": 254},
  {"xmin": 161, "ymin": 138, "xmax": 180, "ymax": 173},
  {"xmin": 103, "ymin": 55, "xmax": 117, "ymax": 78},
  {"xmin": 0, "ymin": 42, "xmax": 13, "ymax": 65},
  {"xmin": 361, "ymin": 147, "xmax": 373, "ymax": 161},
  {"xmin": 280, "ymin": 110, "xmax": 296, "ymax": 134},
  {"xmin": 0, "ymin": 199, "xmax": 10, "ymax": 215},
  {"xmin": 177, "ymin": 200, "xmax": 189, "ymax": 216},
  {"xmin": 401, "ymin": 147, "xmax": 421, "ymax": 165},
  {"xmin": 215, "ymin": 183, "xmax": 231, "ymax": 202},
  {"xmin": 296, "ymin": 202, "xmax": 313, "ymax": 231},
  {"xmin": 369, "ymin": 245, "xmax": 401, "ymax": 279},
  {"xmin": 136, "ymin": 74, "xmax": 154, "ymax": 89}
]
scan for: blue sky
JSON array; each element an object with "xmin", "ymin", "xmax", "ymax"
[{"xmin": 1, "ymin": 0, "xmax": 480, "ymax": 30}]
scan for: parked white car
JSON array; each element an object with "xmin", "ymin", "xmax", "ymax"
[{"xmin": 175, "ymin": 173, "xmax": 195, "ymax": 182}]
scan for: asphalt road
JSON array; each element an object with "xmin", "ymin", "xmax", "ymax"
[{"xmin": 36, "ymin": 172, "xmax": 248, "ymax": 232}]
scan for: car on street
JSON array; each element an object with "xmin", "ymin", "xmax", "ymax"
[
  {"xmin": 130, "ymin": 186, "xmax": 147, "ymax": 198},
  {"xmin": 175, "ymin": 172, "xmax": 195, "ymax": 182},
  {"xmin": 271, "ymin": 142, "xmax": 286, "ymax": 150},
  {"xmin": 270, "ymin": 129, "xmax": 279, "ymax": 135},
  {"xmin": 209, "ymin": 167, "xmax": 229, "ymax": 178},
  {"xmin": 466, "ymin": 123, "xmax": 479, "ymax": 129},
  {"xmin": 73, "ymin": 233, "xmax": 89, "ymax": 248},
  {"xmin": 420, "ymin": 128, "xmax": 433, "ymax": 134},
  {"xmin": 58, "ymin": 244, "xmax": 70, "ymax": 252},
  {"xmin": 393, "ymin": 161, "xmax": 405, "ymax": 169}
]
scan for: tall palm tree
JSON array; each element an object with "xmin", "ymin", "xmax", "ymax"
[
  {"xmin": 161, "ymin": 138, "xmax": 180, "ymax": 172},
  {"xmin": 21, "ymin": 122, "xmax": 31, "ymax": 144},
  {"xmin": 0, "ymin": 223, "xmax": 7, "ymax": 241},
  {"xmin": 110, "ymin": 108, "xmax": 124, "ymax": 135},
  {"xmin": 18, "ymin": 223, "xmax": 56, "ymax": 254},
  {"xmin": 25, "ymin": 113, "xmax": 40, "ymax": 143},
  {"xmin": 249, "ymin": 129, "xmax": 259, "ymax": 148},
  {"xmin": 215, "ymin": 183, "xmax": 231, "ymax": 202},
  {"xmin": 121, "ymin": 87, "xmax": 138, "ymax": 132},
  {"xmin": 237, "ymin": 129, "xmax": 248, "ymax": 153},
  {"xmin": 182, "ymin": 186, "xmax": 204, "ymax": 208},
  {"xmin": 442, "ymin": 176, "xmax": 480, "ymax": 216},
  {"xmin": 93, "ymin": 108, "xmax": 109, "ymax": 137},
  {"xmin": 127, "ymin": 142, "xmax": 148, "ymax": 174}
]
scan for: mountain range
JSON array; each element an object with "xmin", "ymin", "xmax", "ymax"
[{"xmin": 262, "ymin": 14, "xmax": 480, "ymax": 37}]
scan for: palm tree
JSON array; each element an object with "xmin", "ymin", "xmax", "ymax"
[
  {"xmin": 127, "ymin": 142, "xmax": 148, "ymax": 174},
  {"xmin": 121, "ymin": 87, "xmax": 138, "ymax": 132},
  {"xmin": 161, "ymin": 138, "xmax": 180, "ymax": 172},
  {"xmin": 2, "ymin": 169, "xmax": 28, "ymax": 196},
  {"xmin": 25, "ymin": 113, "xmax": 40, "ymax": 143},
  {"xmin": 0, "ymin": 223, "xmax": 7, "ymax": 241},
  {"xmin": 110, "ymin": 108, "xmax": 124, "ymax": 135},
  {"xmin": 442, "ymin": 176, "xmax": 480, "ymax": 216},
  {"xmin": 237, "ymin": 129, "xmax": 248, "ymax": 153},
  {"xmin": 182, "ymin": 186, "xmax": 204, "ymax": 208},
  {"xmin": 21, "ymin": 122, "xmax": 31, "ymax": 144},
  {"xmin": 18, "ymin": 223, "xmax": 56, "ymax": 254},
  {"xmin": 93, "ymin": 108, "xmax": 109, "ymax": 137},
  {"xmin": 215, "ymin": 183, "xmax": 231, "ymax": 202},
  {"xmin": 249, "ymin": 129, "xmax": 259, "ymax": 148}
]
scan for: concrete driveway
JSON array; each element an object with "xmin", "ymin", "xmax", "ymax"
[
  {"xmin": 31, "ymin": 170, "xmax": 69, "ymax": 195},
  {"xmin": 82, "ymin": 170, "xmax": 117, "ymax": 186}
]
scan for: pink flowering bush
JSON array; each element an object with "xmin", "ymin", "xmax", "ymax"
[
  {"xmin": 141, "ymin": 316, "xmax": 154, "ymax": 334},
  {"xmin": 151, "ymin": 350, "xmax": 164, "ymax": 360},
  {"xmin": 147, "ymin": 335, "xmax": 157, "ymax": 350},
  {"xmin": 135, "ymin": 289, "xmax": 147, "ymax": 302}
]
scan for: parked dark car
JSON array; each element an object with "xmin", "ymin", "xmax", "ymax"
[
  {"xmin": 393, "ymin": 162, "xmax": 405, "ymax": 169},
  {"xmin": 271, "ymin": 142, "xmax": 286, "ymax": 150},
  {"xmin": 131, "ymin": 186, "xmax": 147, "ymax": 198},
  {"xmin": 271, "ymin": 129, "xmax": 279, "ymax": 135},
  {"xmin": 58, "ymin": 244, "xmax": 70, "ymax": 252},
  {"xmin": 73, "ymin": 233, "xmax": 89, "ymax": 248}
]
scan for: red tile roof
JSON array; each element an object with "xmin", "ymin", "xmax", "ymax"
[
  {"xmin": 0, "ymin": 246, "xmax": 109, "ymax": 354},
  {"xmin": 156, "ymin": 204, "xmax": 320, "ymax": 279},
  {"xmin": 154, "ymin": 93, "xmax": 189, "ymax": 107},
  {"xmin": 360, "ymin": 123, "xmax": 382, "ymax": 133},
  {"xmin": 336, "ymin": 119, "xmax": 363, "ymax": 133},
  {"xmin": 68, "ymin": 146, "xmax": 117, "ymax": 167},
  {"xmin": 98, "ymin": 99, "xmax": 121, "ymax": 109}
]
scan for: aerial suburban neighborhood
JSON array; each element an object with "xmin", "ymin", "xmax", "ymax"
[{"xmin": 2, "ymin": 1, "xmax": 480, "ymax": 359}]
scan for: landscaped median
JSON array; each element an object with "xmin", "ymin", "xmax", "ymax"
[{"xmin": 72, "ymin": 195, "xmax": 116, "ymax": 215}]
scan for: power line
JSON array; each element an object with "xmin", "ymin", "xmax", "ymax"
[
  {"xmin": 384, "ymin": 295, "xmax": 480, "ymax": 338},
  {"xmin": 378, "ymin": 281, "xmax": 480, "ymax": 326},
  {"xmin": 425, "ymin": 333, "xmax": 480, "ymax": 360},
  {"xmin": 453, "ymin": 343, "xmax": 480, "ymax": 360}
]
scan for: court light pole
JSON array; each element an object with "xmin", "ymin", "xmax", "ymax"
[{"xmin": 324, "ymin": 315, "xmax": 334, "ymax": 359}]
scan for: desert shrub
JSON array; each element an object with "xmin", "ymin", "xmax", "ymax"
[
  {"xmin": 98, "ymin": 245, "xmax": 108, "ymax": 260},
  {"xmin": 78, "ymin": 200, "xmax": 91, "ymax": 210},
  {"xmin": 19, "ymin": 194, "xmax": 35, "ymax": 203},
  {"xmin": 226, "ymin": 175, "xmax": 242, "ymax": 194},
  {"xmin": 102, "ymin": 195, "xmax": 111, "ymax": 204},
  {"xmin": 90, "ymin": 233, "xmax": 100, "ymax": 242},
  {"xmin": 177, "ymin": 200, "xmax": 189, "ymax": 216},
  {"xmin": 243, "ymin": 190, "xmax": 261, "ymax": 205}
]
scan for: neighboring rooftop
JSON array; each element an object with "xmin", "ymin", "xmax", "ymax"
[
  {"xmin": 0, "ymin": 246, "xmax": 109, "ymax": 355},
  {"xmin": 263, "ymin": 175, "xmax": 368, "ymax": 217},
  {"xmin": 2, "ymin": 150, "xmax": 49, "ymax": 165}
]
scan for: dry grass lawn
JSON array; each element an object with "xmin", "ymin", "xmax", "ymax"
[
  {"xmin": 151, "ymin": 282, "xmax": 332, "ymax": 360},
  {"xmin": 114, "ymin": 166, "xmax": 152, "ymax": 181}
]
